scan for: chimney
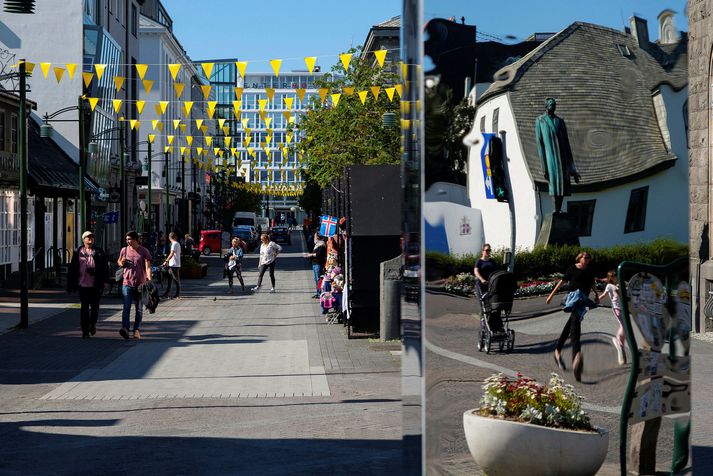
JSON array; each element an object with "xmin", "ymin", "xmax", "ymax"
[{"xmin": 629, "ymin": 15, "xmax": 649, "ymax": 50}]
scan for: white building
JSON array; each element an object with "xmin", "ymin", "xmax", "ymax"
[{"xmin": 464, "ymin": 18, "xmax": 688, "ymax": 250}]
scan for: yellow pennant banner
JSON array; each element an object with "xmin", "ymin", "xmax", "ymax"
[
  {"xmin": 201, "ymin": 62, "xmax": 214, "ymax": 79},
  {"xmin": 265, "ymin": 88, "xmax": 275, "ymax": 102},
  {"xmin": 318, "ymin": 88, "xmax": 329, "ymax": 103},
  {"xmin": 218, "ymin": 118, "xmax": 226, "ymax": 129},
  {"xmin": 152, "ymin": 120, "xmax": 160, "ymax": 130},
  {"xmin": 167, "ymin": 135, "xmax": 175, "ymax": 145},
  {"xmin": 135, "ymin": 64, "xmax": 148, "ymax": 80},
  {"xmin": 242, "ymin": 118, "xmax": 250, "ymax": 128},
  {"xmin": 113, "ymin": 75, "xmax": 125, "ymax": 92},
  {"xmin": 113, "ymin": 99, "xmax": 123, "ymax": 114},
  {"xmin": 270, "ymin": 59, "xmax": 282, "ymax": 77},
  {"xmin": 295, "ymin": 88, "xmax": 306, "ymax": 102},
  {"xmin": 135, "ymin": 100, "xmax": 145, "ymax": 114},
  {"xmin": 129, "ymin": 119, "xmax": 140, "ymax": 131},
  {"xmin": 374, "ymin": 49, "xmax": 388, "ymax": 68},
  {"xmin": 173, "ymin": 82, "xmax": 185, "ymax": 98},
  {"xmin": 186, "ymin": 136, "xmax": 193, "ymax": 146},
  {"xmin": 159, "ymin": 101, "xmax": 169, "ymax": 115},
  {"xmin": 82, "ymin": 72, "xmax": 94, "ymax": 88},
  {"xmin": 94, "ymin": 64, "xmax": 107, "ymax": 80},
  {"xmin": 358, "ymin": 90, "xmax": 368, "ymax": 105},
  {"xmin": 168, "ymin": 63, "xmax": 181, "ymax": 80},
  {"xmin": 195, "ymin": 119, "xmax": 204, "ymax": 130},
  {"xmin": 53, "ymin": 67, "xmax": 65, "ymax": 83},
  {"xmin": 304, "ymin": 56, "xmax": 316, "ymax": 73},
  {"xmin": 385, "ymin": 87, "xmax": 396, "ymax": 101},
  {"xmin": 40, "ymin": 62, "xmax": 52, "ymax": 78},
  {"xmin": 142, "ymin": 79, "xmax": 154, "ymax": 94},
  {"xmin": 205, "ymin": 136, "xmax": 213, "ymax": 146},
  {"xmin": 284, "ymin": 97, "xmax": 294, "ymax": 109},
  {"xmin": 331, "ymin": 93, "xmax": 341, "ymax": 107},
  {"xmin": 258, "ymin": 98, "xmax": 268, "ymax": 111},
  {"xmin": 236, "ymin": 61, "xmax": 248, "ymax": 78},
  {"xmin": 88, "ymin": 97, "xmax": 99, "ymax": 111},
  {"xmin": 66, "ymin": 63, "xmax": 77, "ymax": 79},
  {"xmin": 183, "ymin": 101, "xmax": 194, "ymax": 117},
  {"xmin": 173, "ymin": 119, "xmax": 181, "ymax": 130},
  {"xmin": 343, "ymin": 87, "xmax": 355, "ymax": 96},
  {"xmin": 283, "ymin": 111, "xmax": 291, "ymax": 121},
  {"xmin": 201, "ymin": 125, "xmax": 208, "ymax": 135},
  {"xmin": 200, "ymin": 84, "xmax": 212, "ymax": 100},
  {"xmin": 339, "ymin": 53, "xmax": 352, "ymax": 72},
  {"xmin": 370, "ymin": 86, "xmax": 381, "ymax": 100},
  {"xmin": 148, "ymin": 134, "xmax": 155, "ymax": 143},
  {"xmin": 395, "ymin": 84, "xmax": 403, "ymax": 98}
]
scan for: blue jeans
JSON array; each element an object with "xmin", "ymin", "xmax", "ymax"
[
  {"xmin": 122, "ymin": 285, "xmax": 143, "ymax": 331},
  {"xmin": 312, "ymin": 264, "xmax": 322, "ymax": 294}
]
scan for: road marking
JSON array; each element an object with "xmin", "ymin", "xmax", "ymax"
[{"xmin": 425, "ymin": 339, "xmax": 621, "ymax": 414}]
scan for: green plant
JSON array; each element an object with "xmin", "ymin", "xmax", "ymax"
[
  {"xmin": 444, "ymin": 272, "xmax": 476, "ymax": 296},
  {"xmin": 480, "ymin": 372, "xmax": 593, "ymax": 431}
]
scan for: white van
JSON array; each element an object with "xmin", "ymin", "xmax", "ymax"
[
  {"xmin": 255, "ymin": 217, "xmax": 270, "ymax": 234},
  {"xmin": 232, "ymin": 211, "xmax": 256, "ymax": 228}
]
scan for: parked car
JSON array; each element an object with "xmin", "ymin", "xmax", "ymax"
[
  {"xmin": 199, "ymin": 230, "xmax": 222, "ymax": 256},
  {"xmin": 270, "ymin": 226, "xmax": 291, "ymax": 245},
  {"xmin": 233, "ymin": 225, "xmax": 258, "ymax": 251}
]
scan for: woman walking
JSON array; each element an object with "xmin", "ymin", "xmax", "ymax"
[
  {"xmin": 474, "ymin": 243, "xmax": 497, "ymax": 297},
  {"xmin": 67, "ymin": 231, "xmax": 110, "ymax": 338},
  {"xmin": 545, "ymin": 251, "xmax": 599, "ymax": 382},
  {"xmin": 252, "ymin": 233, "xmax": 282, "ymax": 293},
  {"xmin": 224, "ymin": 237, "xmax": 246, "ymax": 294}
]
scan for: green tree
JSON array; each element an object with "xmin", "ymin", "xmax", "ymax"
[
  {"xmin": 425, "ymin": 83, "xmax": 475, "ymax": 189},
  {"xmin": 294, "ymin": 47, "xmax": 401, "ymax": 188}
]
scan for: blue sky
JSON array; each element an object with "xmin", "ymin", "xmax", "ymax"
[
  {"xmin": 425, "ymin": 0, "xmax": 687, "ymax": 43},
  {"xmin": 167, "ymin": 0, "xmax": 401, "ymax": 72}
]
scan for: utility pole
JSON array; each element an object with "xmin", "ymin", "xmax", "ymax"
[
  {"xmin": 119, "ymin": 120, "xmax": 126, "ymax": 234},
  {"xmin": 165, "ymin": 151, "xmax": 170, "ymax": 235},
  {"xmin": 19, "ymin": 59, "xmax": 28, "ymax": 328},
  {"xmin": 147, "ymin": 138, "xmax": 152, "ymax": 239}
]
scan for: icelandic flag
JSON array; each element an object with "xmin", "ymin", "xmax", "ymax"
[{"xmin": 319, "ymin": 215, "xmax": 338, "ymax": 237}]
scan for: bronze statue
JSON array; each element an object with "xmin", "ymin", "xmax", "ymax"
[{"xmin": 535, "ymin": 98, "xmax": 580, "ymax": 213}]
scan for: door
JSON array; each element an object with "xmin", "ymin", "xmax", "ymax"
[{"xmin": 66, "ymin": 212, "xmax": 75, "ymax": 259}]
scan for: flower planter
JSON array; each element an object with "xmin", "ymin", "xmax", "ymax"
[
  {"xmin": 181, "ymin": 263, "xmax": 208, "ymax": 279},
  {"xmin": 463, "ymin": 410, "xmax": 608, "ymax": 476}
]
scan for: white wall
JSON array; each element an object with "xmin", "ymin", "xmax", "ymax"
[
  {"xmin": 424, "ymin": 201, "xmax": 484, "ymax": 256},
  {"xmin": 465, "ymin": 93, "xmax": 539, "ymax": 250},
  {"xmin": 0, "ymin": 0, "xmax": 84, "ymax": 161}
]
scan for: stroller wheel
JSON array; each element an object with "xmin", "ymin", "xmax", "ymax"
[
  {"xmin": 499, "ymin": 341, "xmax": 504, "ymax": 352},
  {"xmin": 484, "ymin": 333, "xmax": 492, "ymax": 354},
  {"xmin": 507, "ymin": 330, "xmax": 515, "ymax": 353},
  {"xmin": 477, "ymin": 330, "xmax": 485, "ymax": 352}
]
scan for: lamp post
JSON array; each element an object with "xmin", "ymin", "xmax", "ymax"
[
  {"xmin": 165, "ymin": 150, "xmax": 170, "ymax": 234},
  {"xmin": 181, "ymin": 156, "xmax": 186, "ymax": 228},
  {"xmin": 18, "ymin": 60, "xmax": 28, "ymax": 328}
]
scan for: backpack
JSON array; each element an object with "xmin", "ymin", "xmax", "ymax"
[{"xmin": 140, "ymin": 280, "xmax": 160, "ymax": 314}]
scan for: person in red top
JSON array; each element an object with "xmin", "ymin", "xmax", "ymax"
[{"xmin": 118, "ymin": 230, "xmax": 152, "ymax": 340}]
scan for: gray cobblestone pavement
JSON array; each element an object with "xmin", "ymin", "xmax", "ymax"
[{"xmin": 0, "ymin": 231, "xmax": 401, "ymax": 475}]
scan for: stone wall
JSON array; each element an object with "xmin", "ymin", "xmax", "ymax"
[{"xmin": 688, "ymin": 0, "xmax": 713, "ymax": 332}]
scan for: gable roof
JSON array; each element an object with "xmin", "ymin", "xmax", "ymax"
[{"xmin": 478, "ymin": 22, "xmax": 687, "ymax": 191}]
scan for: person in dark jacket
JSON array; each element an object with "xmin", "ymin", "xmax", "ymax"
[{"xmin": 67, "ymin": 231, "xmax": 110, "ymax": 338}]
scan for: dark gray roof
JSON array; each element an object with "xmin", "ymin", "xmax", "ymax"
[{"xmin": 479, "ymin": 22, "xmax": 687, "ymax": 190}]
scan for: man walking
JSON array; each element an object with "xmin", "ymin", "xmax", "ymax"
[
  {"xmin": 118, "ymin": 230, "xmax": 152, "ymax": 339},
  {"xmin": 161, "ymin": 232, "xmax": 181, "ymax": 300}
]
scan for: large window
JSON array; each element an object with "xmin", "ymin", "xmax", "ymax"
[
  {"xmin": 567, "ymin": 200, "xmax": 596, "ymax": 237},
  {"xmin": 131, "ymin": 3, "xmax": 138, "ymax": 37},
  {"xmin": 625, "ymin": 186, "xmax": 648, "ymax": 233}
]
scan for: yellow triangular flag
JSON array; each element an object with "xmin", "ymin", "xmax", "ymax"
[
  {"xmin": 186, "ymin": 136, "xmax": 193, "ymax": 146},
  {"xmin": 135, "ymin": 64, "xmax": 148, "ymax": 80},
  {"xmin": 286, "ymin": 132, "xmax": 293, "ymax": 144},
  {"xmin": 270, "ymin": 59, "xmax": 282, "ymax": 77},
  {"xmin": 168, "ymin": 63, "xmax": 181, "ymax": 81},
  {"xmin": 258, "ymin": 98, "xmax": 268, "ymax": 111},
  {"xmin": 173, "ymin": 119, "xmax": 181, "ymax": 130},
  {"xmin": 265, "ymin": 88, "xmax": 275, "ymax": 102},
  {"xmin": 230, "ymin": 87, "xmax": 242, "ymax": 100},
  {"xmin": 39, "ymin": 62, "xmax": 51, "ymax": 78},
  {"xmin": 236, "ymin": 61, "xmax": 248, "ymax": 77},
  {"xmin": 374, "ymin": 49, "xmax": 388, "ymax": 68},
  {"xmin": 164, "ymin": 146, "xmax": 171, "ymax": 153},
  {"xmin": 135, "ymin": 100, "xmax": 145, "ymax": 114},
  {"xmin": 197, "ymin": 147, "xmax": 204, "ymax": 155},
  {"xmin": 23, "ymin": 61, "xmax": 35, "ymax": 74},
  {"xmin": 245, "ymin": 127, "xmax": 252, "ymax": 137},
  {"xmin": 207, "ymin": 101, "xmax": 217, "ymax": 113},
  {"xmin": 259, "ymin": 111, "xmax": 268, "ymax": 122},
  {"xmin": 82, "ymin": 72, "xmax": 94, "ymax": 88},
  {"xmin": 283, "ymin": 111, "xmax": 291, "ymax": 121},
  {"xmin": 304, "ymin": 56, "xmax": 317, "ymax": 73},
  {"xmin": 157, "ymin": 122, "xmax": 164, "ymax": 132},
  {"xmin": 148, "ymin": 134, "xmax": 155, "ymax": 143},
  {"xmin": 331, "ymin": 93, "xmax": 341, "ymax": 107},
  {"xmin": 213, "ymin": 147, "xmax": 220, "ymax": 156},
  {"xmin": 53, "ymin": 67, "xmax": 65, "ymax": 83},
  {"xmin": 370, "ymin": 86, "xmax": 381, "ymax": 99},
  {"xmin": 167, "ymin": 135, "xmax": 175, "ymax": 145},
  {"xmin": 284, "ymin": 97, "xmax": 294, "ymax": 109},
  {"xmin": 200, "ymin": 84, "xmax": 212, "ymax": 100},
  {"xmin": 113, "ymin": 99, "xmax": 123, "ymax": 114},
  {"xmin": 232, "ymin": 100, "xmax": 242, "ymax": 117},
  {"xmin": 159, "ymin": 101, "xmax": 169, "ymax": 115},
  {"xmin": 87, "ymin": 97, "xmax": 100, "ymax": 111},
  {"xmin": 265, "ymin": 117, "xmax": 272, "ymax": 128},
  {"xmin": 218, "ymin": 118, "xmax": 226, "ymax": 129},
  {"xmin": 152, "ymin": 120, "xmax": 160, "ymax": 130},
  {"xmin": 142, "ymin": 79, "xmax": 154, "ymax": 94},
  {"xmin": 385, "ymin": 87, "xmax": 396, "ymax": 101},
  {"xmin": 395, "ymin": 84, "xmax": 403, "ymax": 97},
  {"xmin": 195, "ymin": 119, "xmax": 204, "ymax": 130},
  {"xmin": 339, "ymin": 53, "xmax": 352, "ymax": 72},
  {"xmin": 180, "ymin": 123, "xmax": 187, "ymax": 133},
  {"xmin": 129, "ymin": 119, "xmax": 140, "ymax": 131},
  {"xmin": 201, "ymin": 125, "xmax": 208, "ymax": 135},
  {"xmin": 183, "ymin": 101, "xmax": 194, "ymax": 117},
  {"xmin": 94, "ymin": 64, "xmax": 107, "ymax": 80},
  {"xmin": 242, "ymin": 118, "xmax": 250, "ymax": 128},
  {"xmin": 180, "ymin": 146, "xmax": 186, "ymax": 156},
  {"xmin": 231, "ymin": 147, "xmax": 237, "ymax": 156},
  {"xmin": 358, "ymin": 90, "xmax": 368, "ymax": 105},
  {"xmin": 318, "ymin": 88, "xmax": 329, "ymax": 103},
  {"xmin": 223, "ymin": 127, "xmax": 230, "ymax": 137},
  {"xmin": 295, "ymin": 88, "xmax": 306, "ymax": 102},
  {"xmin": 66, "ymin": 63, "xmax": 77, "ymax": 79},
  {"xmin": 174, "ymin": 82, "xmax": 185, "ymax": 98},
  {"xmin": 201, "ymin": 62, "xmax": 214, "ymax": 79},
  {"xmin": 224, "ymin": 137, "xmax": 231, "ymax": 147},
  {"xmin": 343, "ymin": 87, "xmax": 355, "ymax": 96},
  {"xmin": 205, "ymin": 136, "xmax": 213, "ymax": 146},
  {"xmin": 113, "ymin": 75, "xmax": 125, "ymax": 92}
]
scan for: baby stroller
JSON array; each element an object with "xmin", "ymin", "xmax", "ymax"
[{"xmin": 476, "ymin": 270, "xmax": 517, "ymax": 354}]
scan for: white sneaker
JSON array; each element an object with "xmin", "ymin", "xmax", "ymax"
[
  {"xmin": 251, "ymin": 286, "xmax": 260, "ymax": 292},
  {"xmin": 612, "ymin": 337, "xmax": 625, "ymax": 365},
  {"xmin": 269, "ymin": 288, "xmax": 276, "ymax": 293}
]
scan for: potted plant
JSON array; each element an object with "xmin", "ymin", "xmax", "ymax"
[
  {"xmin": 463, "ymin": 372, "xmax": 608, "ymax": 476},
  {"xmin": 180, "ymin": 255, "xmax": 208, "ymax": 279}
]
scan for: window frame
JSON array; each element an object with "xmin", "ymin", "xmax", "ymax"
[
  {"xmin": 566, "ymin": 199, "xmax": 596, "ymax": 237},
  {"xmin": 624, "ymin": 186, "xmax": 649, "ymax": 233}
]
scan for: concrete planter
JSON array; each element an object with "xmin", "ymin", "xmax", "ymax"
[
  {"xmin": 463, "ymin": 410, "xmax": 608, "ymax": 476},
  {"xmin": 181, "ymin": 263, "xmax": 208, "ymax": 279}
]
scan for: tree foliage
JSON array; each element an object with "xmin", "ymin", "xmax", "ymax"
[
  {"xmin": 425, "ymin": 83, "xmax": 476, "ymax": 189},
  {"xmin": 294, "ymin": 47, "xmax": 401, "ymax": 188}
]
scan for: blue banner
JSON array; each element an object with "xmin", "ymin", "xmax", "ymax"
[{"xmin": 481, "ymin": 133, "xmax": 496, "ymax": 199}]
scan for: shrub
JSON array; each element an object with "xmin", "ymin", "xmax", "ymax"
[{"xmin": 444, "ymin": 272, "xmax": 476, "ymax": 296}]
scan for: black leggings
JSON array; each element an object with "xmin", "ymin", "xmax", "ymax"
[
  {"xmin": 556, "ymin": 312, "xmax": 582, "ymax": 359},
  {"xmin": 256, "ymin": 261, "xmax": 276, "ymax": 287},
  {"xmin": 227, "ymin": 266, "xmax": 244, "ymax": 288}
]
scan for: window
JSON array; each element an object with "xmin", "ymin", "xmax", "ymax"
[
  {"xmin": 625, "ymin": 186, "xmax": 648, "ymax": 233},
  {"xmin": 616, "ymin": 44, "xmax": 631, "ymax": 57},
  {"xmin": 567, "ymin": 200, "xmax": 596, "ymax": 237},
  {"xmin": 0, "ymin": 110, "xmax": 5, "ymax": 152},
  {"xmin": 131, "ymin": 3, "xmax": 138, "ymax": 37},
  {"xmin": 10, "ymin": 114, "xmax": 18, "ymax": 154},
  {"xmin": 480, "ymin": 115, "xmax": 486, "ymax": 133},
  {"xmin": 492, "ymin": 108, "xmax": 499, "ymax": 133}
]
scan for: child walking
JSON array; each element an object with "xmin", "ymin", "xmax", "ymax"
[{"xmin": 598, "ymin": 271, "xmax": 627, "ymax": 365}]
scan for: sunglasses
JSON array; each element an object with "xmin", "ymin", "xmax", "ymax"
[{"xmin": 484, "ymin": 249, "xmax": 492, "ymax": 252}]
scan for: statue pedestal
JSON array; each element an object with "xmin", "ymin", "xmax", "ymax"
[{"xmin": 536, "ymin": 212, "xmax": 580, "ymax": 247}]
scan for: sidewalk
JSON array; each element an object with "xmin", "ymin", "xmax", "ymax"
[{"xmin": 0, "ymin": 232, "xmax": 402, "ymax": 474}]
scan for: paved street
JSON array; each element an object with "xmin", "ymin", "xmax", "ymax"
[
  {"xmin": 425, "ymin": 289, "xmax": 706, "ymax": 475},
  {"xmin": 0, "ymin": 232, "xmax": 402, "ymax": 475}
]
